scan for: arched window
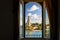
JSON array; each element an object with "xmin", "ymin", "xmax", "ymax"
[
  {"xmin": 25, "ymin": 2, "xmax": 42, "ymax": 38},
  {"xmin": 19, "ymin": 0, "xmax": 51, "ymax": 40}
]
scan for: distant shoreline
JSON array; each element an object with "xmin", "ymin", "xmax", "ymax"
[{"xmin": 25, "ymin": 30, "xmax": 42, "ymax": 32}]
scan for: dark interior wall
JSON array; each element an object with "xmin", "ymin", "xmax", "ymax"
[
  {"xmin": 0, "ymin": 0, "xmax": 59, "ymax": 40},
  {"xmin": 58, "ymin": 0, "xmax": 60, "ymax": 40},
  {"xmin": 0, "ymin": 0, "xmax": 14, "ymax": 40}
]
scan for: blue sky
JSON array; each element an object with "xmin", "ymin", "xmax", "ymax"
[
  {"xmin": 20, "ymin": 2, "xmax": 49, "ymax": 25},
  {"xmin": 25, "ymin": 2, "xmax": 42, "ymax": 24}
]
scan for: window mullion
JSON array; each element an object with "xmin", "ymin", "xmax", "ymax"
[{"xmin": 42, "ymin": 1, "xmax": 46, "ymax": 38}]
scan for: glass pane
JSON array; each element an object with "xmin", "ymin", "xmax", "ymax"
[
  {"xmin": 45, "ymin": 9, "xmax": 50, "ymax": 38},
  {"xmin": 20, "ymin": 4, "xmax": 23, "ymax": 39},
  {"xmin": 25, "ymin": 2, "xmax": 42, "ymax": 38}
]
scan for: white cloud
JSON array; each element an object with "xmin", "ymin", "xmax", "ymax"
[
  {"xmin": 31, "ymin": 14, "xmax": 42, "ymax": 23},
  {"xmin": 28, "ymin": 13, "xmax": 41, "ymax": 20},
  {"xmin": 27, "ymin": 13, "xmax": 42, "ymax": 24},
  {"xmin": 28, "ymin": 13, "xmax": 32, "ymax": 16},
  {"xmin": 25, "ymin": 19, "xmax": 27, "ymax": 23},
  {"xmin": 29, "ymin": 5, "xmax": 39, "ymax": 11},
  {"xmin": 31, "ymin": 14, "xmax": 38, "ymax": 20},
  {"xmin": 39, "ymin": 17, "xmax": 42, "ymax": 20},
  {"xmin": 31, "ymin": 17, "xmax": 42, "ymax": 24}
]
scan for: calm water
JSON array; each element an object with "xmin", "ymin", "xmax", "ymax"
[
  {"xmin": 20, "ymin": 26, "xmax": 42, "ymax": 38},
  {"xmin": 20, "ymin": 26, "xmax": 50, "ymax": 38},
  {"xmin": 25, "ymin": 30, "xmax": 42, "ymax": 38}
]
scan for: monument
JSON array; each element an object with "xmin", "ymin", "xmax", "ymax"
[{"xmin": 27, "ymin": 16, "xmax": 31, "ymax": 28}]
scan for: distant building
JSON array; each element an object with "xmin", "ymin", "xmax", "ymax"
[
  {"xmin": 26, "ymin": 16, "xmax": 38, "ymax": 30},
  {"xmin": 27, "ymin": 16, "xmax": 31, "ymax": 27}
]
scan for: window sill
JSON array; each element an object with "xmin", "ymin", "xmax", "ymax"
[{"xmin": 20, "ymin": 38, "xmax": 46, "ymax": 40}]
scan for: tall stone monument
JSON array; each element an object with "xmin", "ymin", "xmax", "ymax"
[{"xmin": 27, "ymin": 16, "xmax": 31, "ymax": 27}]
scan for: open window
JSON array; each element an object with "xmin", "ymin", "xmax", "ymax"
[
  {"xmin": 25, "ymin": 2, "xmax": 42, "ymax": 38},
  {"xmin": 19, "ymin": 0, "xmax": 54, "ymax": 40}
]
